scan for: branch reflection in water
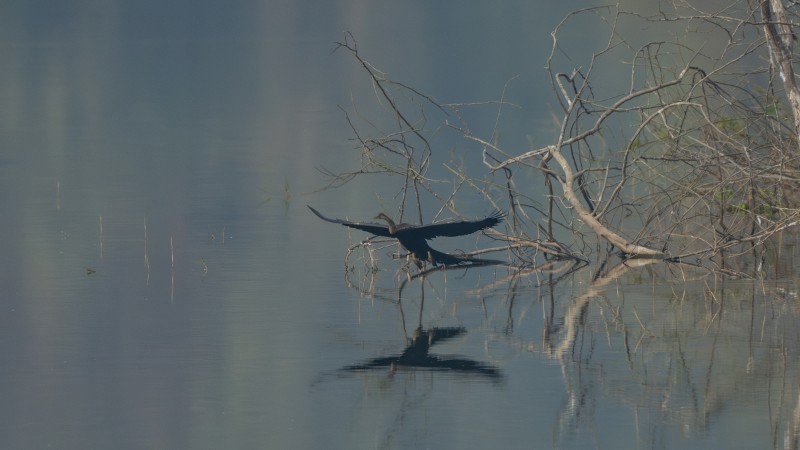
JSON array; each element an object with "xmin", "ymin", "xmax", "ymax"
[{"xmin": 324, "ymin": 245, "xmax": 800, "ymax": 447}]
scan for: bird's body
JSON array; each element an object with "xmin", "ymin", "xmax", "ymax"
[{"xmin": 308, "ymin": 205, "xmax": 504, "ymax": 266}]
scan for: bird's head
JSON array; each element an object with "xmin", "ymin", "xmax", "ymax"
[{"xmin": 374, "ymin": 213, "xmax": 396, "ymax": 233}]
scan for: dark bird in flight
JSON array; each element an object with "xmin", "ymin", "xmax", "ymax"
[{"xmin": 308, "ymin": 205, "xmax": 504, "ymax": 266}]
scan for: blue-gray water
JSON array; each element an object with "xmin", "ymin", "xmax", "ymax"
[{"xmin": 2, "ymin": 1, "xmax": 800, "ymax": 449}]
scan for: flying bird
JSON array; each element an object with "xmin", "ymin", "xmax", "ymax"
[{"xmin": 308, "ymin": 205, "xmax": 504, "ymax": 266}]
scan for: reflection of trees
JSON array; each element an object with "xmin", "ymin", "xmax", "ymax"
[
  {"xmin": 532, "ymin": 258, "xmax": 800, "ymax": 448},
  {"xmin": 334, "ymin": 238, "xmax": 800, "ymax": 447}
]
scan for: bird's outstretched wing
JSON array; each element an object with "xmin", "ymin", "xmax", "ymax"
[
  {"xmin": 307, "ymin": 205, "xmax": 393, "ymax": 237},
  {"xmin": 407, "ymin": 210, "xmax": 505, "ymax": 239}
]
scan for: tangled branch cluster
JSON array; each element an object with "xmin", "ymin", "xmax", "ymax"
[{"xmin": 328, "ymin": 1, "xmax": 800, "ymax": 272}]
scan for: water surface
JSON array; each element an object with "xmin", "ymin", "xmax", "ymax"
[{"xmin": 2, "ymin": 1, "xmax": 800, "ymax": 449}]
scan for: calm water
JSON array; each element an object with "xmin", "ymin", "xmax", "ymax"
[{"xmin": 2, "ymin": 1, "xmax": 800, "ymax": 449}]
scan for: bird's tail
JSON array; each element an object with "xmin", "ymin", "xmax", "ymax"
[{"xmin": 427, "ymin": 249, "xmax": 503, "ymax": 266}]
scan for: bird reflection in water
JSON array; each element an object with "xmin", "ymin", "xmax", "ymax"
[
  {"xmin": 340, "ymin": 326, "xmax": 502, "ymax": 379},
  {"xmin": 338, "ymin": 273, "xmax": 502, "ymax": 380}
]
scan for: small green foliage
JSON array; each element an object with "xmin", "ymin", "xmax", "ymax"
[{"xmin": 714, "ymin": 117, "xmax": 745, "ymax": 136}]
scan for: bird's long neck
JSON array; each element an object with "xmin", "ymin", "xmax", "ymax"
[{"xmin": 376, "ymin": 213, "xmax": 396, "ymax": 234}]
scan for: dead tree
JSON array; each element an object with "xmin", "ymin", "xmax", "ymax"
[
  {"xmin": 482, "ymin": 3, "xmax": 800, "ymax": 262},
  {"xmin": 328, "ymin": 2, "xmax": 800, "ymax": 272}
]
